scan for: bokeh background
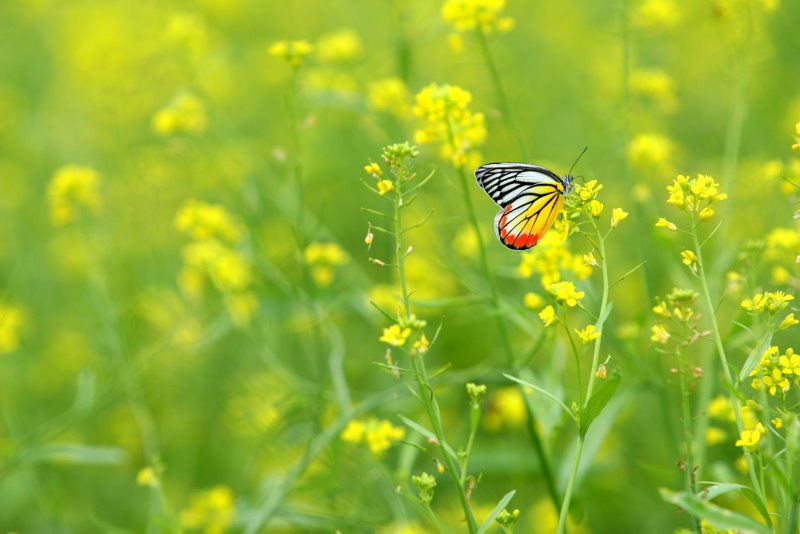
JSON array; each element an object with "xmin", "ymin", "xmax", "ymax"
[{"xmin": 1, "ymin": 0, "xmax": 800, "ymax": 532}]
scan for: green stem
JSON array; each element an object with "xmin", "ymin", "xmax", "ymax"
[
  {"xmin": 475, "ymin": 28, "xmax": 528, "ymax": 161},
  {"xmin": 557, "ymin": 438, "xmax": 584, "ymax": 534},
  {"xmin": 561, "ymin": 309, "xmax": 584, "ymax": 406},
  {"xmin": 445, "ymin": 120, "xmax": 561, "ymax": 510},
  {"xmin": 691, "ymin": 223, "xmax": 771, "ymax": 525},
  {"xmin": 678, "ymin": 345, "xmax": 701, "ymax": 533}
]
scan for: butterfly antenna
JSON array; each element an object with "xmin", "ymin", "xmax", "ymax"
[{"xmin": 566, "ymin": 146, "xmax": 588, "ymax": 178}]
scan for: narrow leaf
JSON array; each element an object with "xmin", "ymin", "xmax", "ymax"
[
  {"xmin": 698, "ymin": 483, "xmax": 771, "ymax": 525},
  {"xmin": 739, "ymin": 332, "xmax": 773, "ymax": 382},
  {"xmin": 660, "ymin": 489, "xmax": 770, "ymax": 534},
  {"xmin": 579, "ymin": 370, "xmax": 621, "ymax": 437},
  {"xmin": 477, "ymin": 490, "xmax": 516, "ymax": 534},
  {"xmin": 397, "ymin": 415, "xmax": 459, "ymax": 464},
  {"xmin": 503, "ymin": 374, "xmax": 576, "ymax": 422}
]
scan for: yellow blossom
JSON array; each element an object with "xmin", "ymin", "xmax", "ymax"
[
  {"xmin": 549, "ymin": 281, "xmax": 585, "ymax": 307},
  {"xmin": 380, "ymin": 324, "xmax": 411, "ymax": 346},
  {"xmin": 377, "ymin": 179, "xmax": 395, "ymax": 195},
  {"xmin": 412, "ymin": 334, "xmax": 430, "ymax": 354},
  {"xmin": 590, "ymin": 199, "xmax": 604, "ymax": 217},
  {"xmin": 655, "ymin": 217, "xmax": 677, "ymax": 231},
  {"xmin": 651, "ymin": 324, "xmax": 670, "ymax": 344},
  {"xmin": 680, "ymin": 249, "xmax": 697, "ymax": 267},
  {"xmin": 524, "ymin": 292, "xmax": 544, "ymax": 310},
  {"xmin": 780, "ymin": 313, "xmax": 799, "ymax": 330},
  {"xmin": 315, "ymin": 29, "xmax": 362, "ymax": 62},
  {"xmin": 137, "ymin": 467, "xmax": 158, "ymax": 487},
  {"xmin": 610, "ymin": 207, "xmax": 629, "ymax": 228},
  {"xmin": 341, "ymin": 419, "xmax": 366, "ymax": 443},
  {"xmin": 741, "ymin": 291, "xmax": 794, "ymax": 314},
  {"xmin": 364, "ymin": 162, "xmax": 382, "ymax": 177},
  {"xmin": 538, "ymin": 305, "xmax": 557, "ymax": 327},
  {"xmin": 698, "ymin": 207, "xmax": 715, "ymax": 221},
  {"xmin": 575, "ymin": 324, "xmax": 601, "ymax": 344},
  {"xmin": 47, "ymin": 165, "xmax": 102, "ymax": 226},
  {"xmin": 575, "ymin": 179, "xmax": 603, "ymax": 202},
  {"xmin": 365, "ymin": 419, "xmax": 406, "ymax": 454},
  {"xmin": 772, "ymin": 417, "xmax": 784, "ymax": 429},
  {"xmin": 583, "ymin": 252, "xmax": 598, "ymax": 267},
  {"xmin": 735, "ymin": 423, "xmax": 765, "ymax": 449},
  {"xmin": 442, "ymin": 0, "xmax": 515, "ymax": 34},
  {"xmin": 268, "ymin": 39, "xmax": 313, "ymax": 67}
]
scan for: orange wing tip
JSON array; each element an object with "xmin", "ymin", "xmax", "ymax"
[
  {"xmin": 514, "ymin": 232, "xmax": 529, "ymax": 248},
  {"xmin": 526, "ymin": 233, "xmax": 540, "ymax": 247},
  {"xmin": 504, "ymin": 233, "xmax": 516, "ymax": 245},
  {"xmin": 500, "ymin": 228, "xmax": 508, "ymax": 238}
]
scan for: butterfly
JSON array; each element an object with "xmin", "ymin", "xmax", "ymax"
[{"xmin": 474, "ymin": 162, "xmax": 574, "ymax": 250}]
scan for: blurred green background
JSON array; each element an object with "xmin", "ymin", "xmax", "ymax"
[{"xmin": 1, "ymin": 0, "xmax": 800, "ymax": 532}]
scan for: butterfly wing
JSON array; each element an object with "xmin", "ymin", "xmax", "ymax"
[{"xmin": 475, "ymin": 163, "xmax": 567, "ymax": 250}]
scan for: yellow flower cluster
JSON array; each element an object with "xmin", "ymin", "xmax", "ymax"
[
  {"xmin": 517, "ymin": 229, "xmax": 591, "ymax": 289},
  {"xmin": 441, "ymin": 0, "xmax": 515, "ymax": 34},
  {"xmin": 549, "ymin": 281, "xmax": 585, "ymax": 307},
  {"xmin": 367, "ymin": 77, "xmax": 410, "ymax": 119},
  {"xmin": 735, "ymin": 423, "xmax": 765, "ymax": 449},
  {"xmin": 152, "ymin": 93, "xmax": 208, "ymax": 136},
  {"xmin": 750, "ymin": 346, "xmax": 800, "ymax": 396},
  {"xmin": 304, "ymin": 242, "xmax": 349, "ymax": 288},
  {"xmin": 379, "ymin": 324, "xmax": 412, "ymax": 347},
  {"xmin": 47, "ymin": 165, "xmax": 102, "ymax": 226},
  {"xmin": 413, "ymin": 83, "xmax": 486, "ymax": 168},
  {"xmin": 341, "ymin": 417, "xmax": 406, "ymax": 454},
  {"xmin": 627, "ymin": 133, "xmax": 674, "ymax": 175},
  {"xmin": 315, "ymin": 28, "xmax": 362, "ymax": 62},
  {"xmin": 175, "ymin": 200, "xmax": 257, "ymax": 327},
  {"xmin": 179, "ymin": 486, "xmax": 235, "ymax": 533},
  {"xmin": 740, "ymin": 290, "xmax": 794, "ymax": 315},
  {"xmin": 666, "ymin": 173, "xmax": 727, "ymax": 220},
  {"xmin": 0, "ymin": 305, "xmax": 24, "ymax": 354},
  {"xmin": 268, "ymin": 39, "xmax": 313, "ymax": 67},
  {"xmin": 575, "ymin": 324, "xmax": 601, "ymax": 344},
  {"xmin": 650, "ymin": 288, "xmax": 700, "ymax": 345},
  {"xmin": 539, "ymin": 305, "xmax": 557, "ymax": 327}
]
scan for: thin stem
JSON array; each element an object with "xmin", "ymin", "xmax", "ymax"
[
  {"xmin": 561, "ymin": 309, "xmax": 584, "ymax": 406},
  {"xmin": 691, "ymin": 223, "xmax": 771, "ymax": 524},
  {"xmin": 446, "ymin": 121, "xmax": 561, "ymax": 510},
  {"xmin": 475, "ymin": 28, "xmax": 528, "ymax": 161},
  {"xmin": 557, "ymin": 438, "xmax": 584, "ymax": 534},
  {"xmin": 677, "ymin": 345, "xmax": 701, "ymax": 533}
]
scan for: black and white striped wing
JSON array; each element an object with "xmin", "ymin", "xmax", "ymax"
[{"xmin": 475, "ymin": 163, "xmax": 565, "ymax": 208}]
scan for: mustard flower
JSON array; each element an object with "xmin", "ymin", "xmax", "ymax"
[
  {"xmin": 610, "ymin": 207, "xmax": 629, "ymax": 228},
  {"xmin": 380, "ymin": 324, "xmax": 412, "ymax": 346},
  {"xmin": 735, "ymin": 423, "xmax": 765, "ymax": 449},
  {"xmin": 47, "ymin": 165, "xmax": 101, "ymax": 226},
  {"xmin": 740, "ymin": 291, "xmax": 794, "ymax": 315},
  {"xmin": 538, "ymin": 305, "xmax": 557, "ymax": 327},
  {"xmin": 364, "ymin": 162, "xmax": 382, "ymax": 177},
  {"xmin": 575, "ymin": 179, "xmax": 603, "ymax": 202},
  {"xmin": 442, "ymin": 0, "xmax": 515, "ymax": 34},
  {"xmin": 412, "ymin": 334, "xmax": 430, "ymax": 354},
  {"xmin": 655, "ymin": 217, "xmax": 677, "ymax": 231},
  {"xmin": 575, "ymin": 324, "xmax": 601, "ymax": 344},
  {"xmin": 413, "ymin": 83, "xmax": 486, "ymax": 168},
  {"xmin": 315, "ymin": 29, "xmax": 362, "ymax": 62},
  {"xmin": 651, "ymin": 324, "xmax": 670, "ymax": 344},
  {"xmin": 549, "ymin": 281, "xmax": 585, "ymax": 307},
  {"xmin": 524, "ymin": 292, "xmax": 544, "ymax": 310},
  {"xmin": 779, "ymin": 313, "xmax": 799, "ymax": 330},
  {"xmin": 680, "ymin": 249, "xmax": 697, "ymax": 267},
  {"xmin": 268, "ymin": 39, "xmax": 313, "ymax": 67},
  {"xmin": 583, "ymin": 252, "xmax": 598, "ymax": 267},
  {"xmin": 772, "ymin": 417, "xmax": 784, "ymax": 429},
  {"xmin": 590, "ymin": 199, "xmax": 604, "ymax": 217},
  {"xmin": 377, "ymin": 179, "xmax": 395, "ymax": 195}
]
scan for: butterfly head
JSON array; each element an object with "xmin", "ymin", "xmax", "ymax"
[{"xmin": 562, "ymin": 175, "xmax": 574, "ymax": 195}]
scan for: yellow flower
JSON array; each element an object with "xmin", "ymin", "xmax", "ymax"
[
  {"xmin": 179, "ymin": 486, "xmax": 235, "ymax": 533},
  {"xmin": 367, "ymin": 78, "xmax": 410, "ymax": 119},
  {"xmin": 708, "ymin": 395, "xmax": 735, "ymax": 421},
  {"xmin": 772, "ymin": 417, "xmax": 784, "ymax": 429},
  {"xmin": 632, "ymin": 0, "xmax": 682, "ymax": 29},
  {"xmin": 412, "ymin": 334, "xmax": 430, "ymax": 354},
  {"xmin": 377, "ymin": 179, "xmax": 395, "ymax": 195},
  {"xmin": 583, "ymin": 252, "xmax": 598, "ymax": 267},
  {"xmin": 315, "ymin": 29, "xmax": 362, "ymax": 62},
  {"xmin": 538, "ymin": 305, "xmax": 557, "ymax": 327},
  {"xmin": 595, "ymin": 364, "xmax": 608, "ymax": 379},
  {"xmin": 524, "ymin": 292, "xmax": 544, "ymax": 310},
  {"xmin": 268, "ymin": 39, "xmax": 313, "ymax": 67},
  {"xmin": 698, "ymin": 207, "xmax": 715, "ymax": 221},
  {"xmin": 575, "ymin": 179, "xmax": 603, "ymax": 202},
  {"xmin": 175, "ymin": 200, "xmax": 244, "ymax": 244},
  {"xmin": 413, "ymin": 83, "xmax": 486, "ymax": 168},
  {"xmin": 780, "ymin": 313, "xmax": 799, "ymax": 330},
  {"xmin": 0, "ymin": 305, "xmax": 24, "ymax": 354},
  {"xmin": 590, "ymin": 199, "xmax": 604, "ymax": 217},
  {"xmin": 779, "ymin": 348, "xmax": 800, "ymax": 375},
  {"xmin": 651, "ymin": 324, "xmax": 670, "ymax": 344},
  {"xmin": 341, "ymin": 420, "xmax": 366, "ymax": 443},
  {"xmin": 575, "ymin": 324, "xmax": 601, "ymax": 344},
  {"xmin": 364, "ymin": 162, "xmax": 383, "ymax": 177},
  {"xmin": 705, "ymin": 427, "xmax": 727, "ymax": 446},
  {"xmin": 549, "ymin": 281, "xmax": 585, "ymax": 307},
  {"xmin": 735, "ymin": 423, "xmax": 765, "ymax": 449},
  {"xmin": 442, "ymin": 0, "xmax": 515, "ymax": 34},
  {"xmin": 152, "ymin": 93, "xmax": 207, "ymax": 136},
  {"xmin": 365, "ymin": 419, "xmax": 406, "ymax": 454},
  {"xmin": 380, "ymin": 324, "xmax": 412, "ymax": 346},
  {"xmin": 610, "ymin": 207, "xmax": 629, "ymax": 228},
  {"xmin": 680, "ymin": 249, "xmax": 697, "ymax": 267},
  {"xmin": 47, "ymin": 165, "xmax": 102, "ymax": 226},
  {"xmin": 741, "ymin": 291, "xmax": 794, "ymax": 315},
  {"xmin": 655, "ymin": 217, "xmax": 677, "ymax": 231},
  {"xmin": 136, "ymin": 467, "xmax": 158, "ymax": 487},
  {"xmin": 628, "ymin": 133, "xmax": 674, "ymax": 174}
]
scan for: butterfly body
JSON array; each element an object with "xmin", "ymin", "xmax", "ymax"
[{"xmin": 475, "ymin": 163, "xmax": 572, "ymax": 250}]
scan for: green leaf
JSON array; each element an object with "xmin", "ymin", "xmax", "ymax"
[
  {"xmin": 739, "ymin": 332, "xmax": 773, "ymax": 382},
  {"xmin": 660, "ymin": 489, "xmax": 770, "ymax": 534},
  {"xmin": 21, "ymin": 444, "xmax": 127, "ymax": 466},
  {"xmin": 595, "ymin": 301, "xmax": 614, "ymax": 330},
  {"xmin": 397, "ymin": 415, "xmax": 459, "ymax": 464},
  {"xmin": 477, "ymin": 490, "xmax": 516, "ymax": 534},
  {"xmin": 697, "ymin": 483, "xmax": 771, "ymax": 525},
  {"xmin": 503, "ymin": 374, "xmax": 576, "ymax": 422},
  {"xmin": 579, "ymin": 370, "xmax": 621, "ymax": 438}
]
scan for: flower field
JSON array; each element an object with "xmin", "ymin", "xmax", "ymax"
[{"xmin": 2, "ymin": 0, "xmax": 800, "ymax": 532}]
